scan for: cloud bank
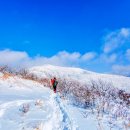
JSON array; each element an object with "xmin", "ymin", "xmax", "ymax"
[
  {"xmin": 0, "ymin": 49, "xmax": 96, "ymax": 68},
  {"xmin": 103, "ymin": 28, "xmax": 130, "ymax": 53}
]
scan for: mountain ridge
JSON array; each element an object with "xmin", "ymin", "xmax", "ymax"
[{"xmin": 29, "ymin": 65, "xmax": 130, "ymax": 92}]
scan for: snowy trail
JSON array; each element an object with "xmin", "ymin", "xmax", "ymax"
[
  {"xmin": 43, "ymin": 92, "xmax": 77, "ymax": 130},
  {"xmin": 54, "ymin": 95, "xmax": 72, "ymax": 130},
  {"xmin": 53, "ymin": 94, "xmax": 74, "ymax": 130}
]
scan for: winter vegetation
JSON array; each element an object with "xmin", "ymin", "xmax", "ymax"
[
  {"xmin": 0, "ymin": 65, "xmax": 130, "ymax": 130},
  {"xmin": 56, "ymin": 78, "xmax": 130, "ymax": 130}
]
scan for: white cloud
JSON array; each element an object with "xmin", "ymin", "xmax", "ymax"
[
  {"xmin": 103, "ymin": 28, "xmax": 130, "ymax": 53},
  {"xmin": 97, "ymin": 28, "xmax": 130, "ymax": 75},
  {"xmin": 81, "ymin": 52, "xmax": 97, "ymax": 61},
  {"xmin": 99, "ymin": 53, "xmax": 117, "ymax": 63},
  {"xmin": 0, "ymin": 49, "xmax": 29, "ymax": 66},
  {"xmin": 112, "ymin": 65, "xmax": 130, "ymax": 76},
  {"xmin": 0, "ymin": 49, "xmax": 97, "ymax": 69},
  {"xmin": 56, "ymin": 51, "xmax": 81, "ymax": 61},
  {"xmin": 108, "ymin": 54, "xmax": 117, "ymax": 63}
]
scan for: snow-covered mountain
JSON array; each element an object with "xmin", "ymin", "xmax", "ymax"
[
  {"xmin": 30, "ymin": 65, "xmax": 130, "ymax": 92},
  {"xmin": 0, "ymin": 65, "xmax": 130, "ymax": 130}
]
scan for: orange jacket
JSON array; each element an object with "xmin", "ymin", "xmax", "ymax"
[{"xmin": 51, "ymin": 79, "xmax": 55, "ymax": 86}]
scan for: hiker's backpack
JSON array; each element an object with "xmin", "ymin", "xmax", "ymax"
[{"xmin": 54, "ymin": 80, "xmax": 58, "ymax": 87}]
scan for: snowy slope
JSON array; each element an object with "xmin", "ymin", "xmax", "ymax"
[
  {"xmin": 0, "ymin": 65, "xmax": 130, "ymax": 130},
  {"xmin": 30, "ymin": 65, "xmax": 130, "ymax": 92},
  {"xmin": 0, "ymin": 73, "xmax": 78, "ymax": 130}
]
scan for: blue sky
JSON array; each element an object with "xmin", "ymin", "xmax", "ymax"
[{"xmin": 0, "ymin": 0, "xmax": 130, "ymax": 75}]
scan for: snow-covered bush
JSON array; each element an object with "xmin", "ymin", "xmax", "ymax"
[
  {"xmin": 20, "ymin": 103, "xmax": 30, "ymax": 114},
  {"xmin": 35, "ymin": 99, "xmax": 44, "ymax": 107},
  {"xmin": 57, "ymin": 77, "xmax": 130, "ymax": 127},
  {"xmin": 0, "ymin": 65, "xmax": 13, "ymax": 73}
]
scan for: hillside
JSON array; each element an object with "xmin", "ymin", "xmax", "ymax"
[
  {"xmin": 0, "ymin": 65, "xmax": 130, "ymax": 130},
  {"xmin": 30, "ymin": 65, "xmax": 130, "ymax": 92}
]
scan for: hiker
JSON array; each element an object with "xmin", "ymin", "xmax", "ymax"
[{"xmin": 51, "ymin": 77, "xmax": 58, "ymax": 93}]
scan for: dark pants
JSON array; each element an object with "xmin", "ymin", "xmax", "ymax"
[{"xmin": 53, "ymin": 85, "xmax": 57, "ymax": 92}]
